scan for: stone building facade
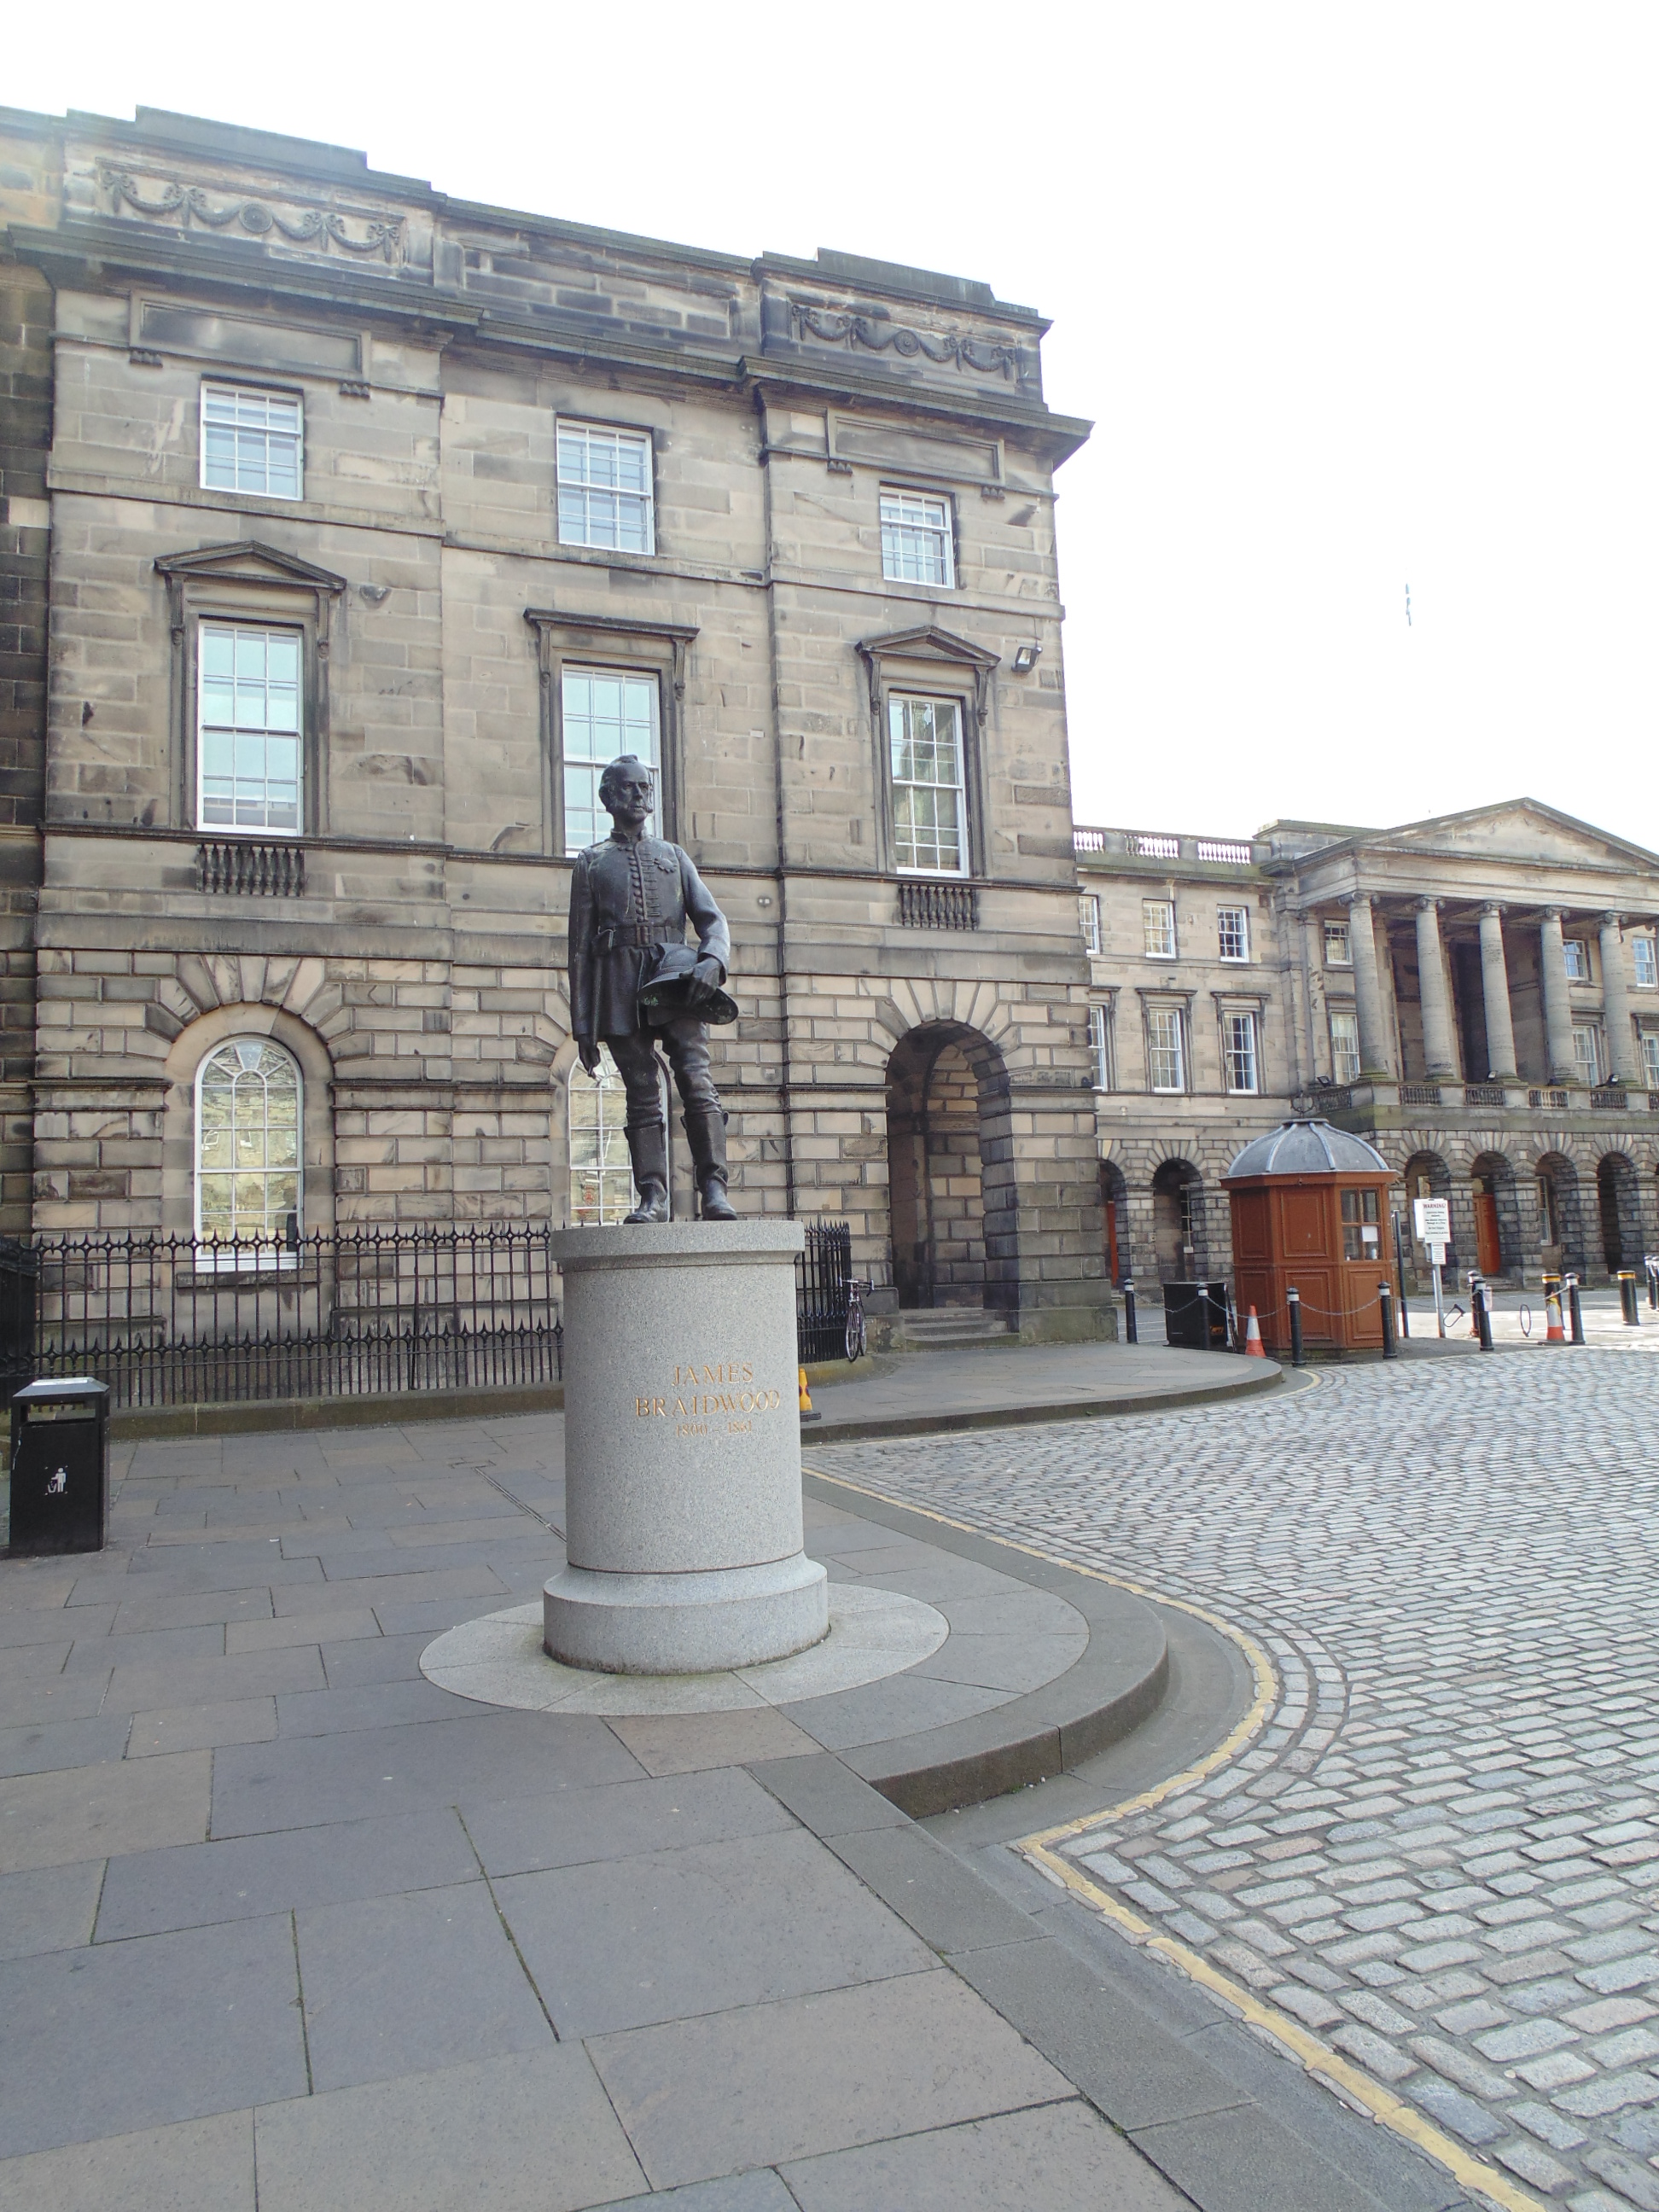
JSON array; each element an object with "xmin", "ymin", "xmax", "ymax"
[
  {"xmin": 0, "ymin": 102, "xmax": 1110, "ymax": 1341},
  {"xmin": 1079, "ymin": 803, "xmax": 1659, "ymax": 1291}
]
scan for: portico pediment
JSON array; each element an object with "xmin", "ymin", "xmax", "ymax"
[{"xmin": 1365, "ymin": 799, "xmax": 1659, "ymax": 875}]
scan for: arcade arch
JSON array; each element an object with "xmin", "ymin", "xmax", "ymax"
[{"xmin": 884, "ymin": 1023, "xmax": 1017, "ymax": 1313}]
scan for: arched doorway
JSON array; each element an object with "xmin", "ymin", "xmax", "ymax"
[
  {"xmin": 1468, "ymin": 1152, "xmax": 1520, "ymax": 1279},
  {"xmin": 1534, "ymin": 1152, "xmax": 1585, "ymax": 1275},
  {"xmin": 1400, "ymin": 1150, "xmax": 1453, "ymax": 1278},
  {"xmin": 1597, "ymin": 1151, "xmax": 1641, "ymax": 1272},
  {"xmin": 1151, "ymin": 1159, "xmax": 1203, "ymax": 1282},
  {"xmin": 1101, "ymin": 1159, "xmax": 1129, "ymax": 1285},
  {"xmin": 885, "ymin": 1024, "xmax": 1017, "ymax": 1312}
]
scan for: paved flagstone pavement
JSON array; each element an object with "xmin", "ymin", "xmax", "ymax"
[
  {"xmin": 0, "ymin": 1407, "xmax": 1204, "ymax": 2211},
  {"xmin": 819, "ymin": 1351, "xmax": 1659, "ymax": 2211}
]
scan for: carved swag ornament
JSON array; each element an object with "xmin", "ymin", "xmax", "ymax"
[
  {"xmin": 789, "ymin": 302, "xmax": 1020, "ymax": 379},
  {"xmin": 101, "ymin": 168, "xmax": 403, "ymax": 261}
]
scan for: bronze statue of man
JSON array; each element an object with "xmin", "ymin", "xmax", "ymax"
[{"xmin": 567, "ymin": 754, "xmax": 737, "ymax": 1223}]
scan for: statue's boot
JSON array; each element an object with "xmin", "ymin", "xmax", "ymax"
[
  {"xmin": 684, "ymin": 1106, "xmax": 737, "ymax": 1222},
  {"xmin": 623, "ymin": 1120, "xmax": 670, "ymax": 1224}
]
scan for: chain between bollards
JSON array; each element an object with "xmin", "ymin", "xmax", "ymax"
[{"xmin": 1287, "ymin": 1284, "xmax": 1304, "ymax": 1368}]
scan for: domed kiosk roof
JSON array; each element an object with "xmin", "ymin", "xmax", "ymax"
[{"xmin": 1224, "ymin": 1119, "xmax": 1391, "ymax": 1180}]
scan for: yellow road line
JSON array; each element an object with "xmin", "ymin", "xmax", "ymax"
[
  {"xmin": 1027, "ymin": 1843, "xmax": 1543, "ymax": 2211},
  {"xmin": 805, "ymin": 1453, "xmax": 1544, "ymax": 2212}
]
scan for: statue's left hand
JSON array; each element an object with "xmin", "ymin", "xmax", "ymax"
[{"xmin": 685, "ymin": 958, "xmax": 724, "ymax": 1009}]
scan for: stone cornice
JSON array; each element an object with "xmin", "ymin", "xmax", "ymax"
[
  {"xmin": 12, "ymin": 219, "xmax": 1083, "ymax": 455},
  {"xmin": 744, "ymin": 363, "xmax": 1089, "ymax": 462},
  {"xmin": 7, "ymin": 220, "xmax": 477, "ymax": 336}
]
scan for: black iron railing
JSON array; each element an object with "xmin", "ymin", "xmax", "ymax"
[
  {"xmin": 795, "ymin": 1222, "xmax": 853, "ymax": 1365},
  {"xmin": 2, "ymin": 1219, "xmax": 858, "ymax": 1412},
  {"xmin": 0, "ymin": 1236, "xmax": 38, "ymax": 1398},
  {"xmin": 18, "ymin": 1225, "xmax": 563, "ymax": 1410}
]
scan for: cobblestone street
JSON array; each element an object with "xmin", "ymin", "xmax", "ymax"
[{"xmin": 818, "ymin": 1354, "xmax": 1659, "ymax": 2211}]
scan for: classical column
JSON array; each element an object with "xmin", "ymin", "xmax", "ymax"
[
  {"xmin": 1600, "ymin": 912, "xmax": 1641, "ymax": 1087},
  {"xmin": 1300, "ymin": 910, "xmax": 1326, "ymax": 1082},
  {"xmin": 1414, "ymin": 898, "xmax": 1458, "ymax": 1079},
  {"xmin": 1345, "ymin": 893, "xmax": 1393, "ymax": 1079},
  {"xmin": 1539, "ymin": 909, "xmax": 1577, "ymax": 1085},
  {"xmin": 1477, "ymin": 903, "xmax": 1518, "ymax": 1080}
]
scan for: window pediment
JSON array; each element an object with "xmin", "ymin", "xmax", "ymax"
[
  {"xmin": 154, "ymin": 541, "xmax": 347, "ymax": 595},
  {"xmin": 154, "ymin": 544, "xmax": 341, "ymax": 838},
  {"xmin": 857, "ymin": 624, "xmax": 999, "ymax": 724}
]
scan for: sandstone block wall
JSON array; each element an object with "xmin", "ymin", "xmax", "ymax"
[{"xmin": 0, "ymin": 105, "xmax": 1111, "ymax": 1336}]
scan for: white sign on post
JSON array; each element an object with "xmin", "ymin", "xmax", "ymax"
[
  {"xmin": 1412, "ymin": 1197, "xmax": 1452, "ymax": 1247},
  {"xmin": 1413, "ymin": 1196, "xmax": 1452, "ymax": 1336}
]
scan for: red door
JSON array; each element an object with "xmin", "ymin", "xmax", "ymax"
[{"xmin": 1475, "ymin": 1191, "xmax": 1501, "ymax": 1277}]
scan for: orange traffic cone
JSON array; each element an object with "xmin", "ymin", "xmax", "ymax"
[
  {"xmin": 1545, "ymin": 1293, "xmax": 1564, "ymax": 1343},
  {"xmin": 1243, "ymin": 1307, "xmax": 1266, "ymax": 1358}
]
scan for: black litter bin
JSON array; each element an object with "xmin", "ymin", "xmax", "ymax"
[
  {"xmin": 1163, "ymin": 1281, "xmax": 1231, "ymax": 1351},
  {"xmin": 8, "ymin": 1378, "xmax": 109, "ymax": 1557}
]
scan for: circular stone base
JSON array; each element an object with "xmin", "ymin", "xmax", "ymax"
[
  {"xmin": 544, "ymin": 1551, "xmax": 828, "ymax": 1676},
  {"xmin": 420, "ymin": 1583, "xmax": 948, "ymax": 1717}
]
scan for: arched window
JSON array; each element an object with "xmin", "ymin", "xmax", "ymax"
[
  {"xmin": 568, "ymin": 1059, "xmax": 668, "ymax": 1224},
  {"xmin": 195, "ymin": 1039, "xmax": 302, "ymax": 1249}
]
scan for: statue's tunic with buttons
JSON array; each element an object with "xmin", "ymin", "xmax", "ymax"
[{"xmin": 568, "ymin": 832, "xmax": 731, "ymax": 1041}]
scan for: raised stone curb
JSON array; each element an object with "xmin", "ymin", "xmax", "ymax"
[
  {"xmin": 804, "ymin": 1360, "xmax": 1281, "ymax": 1446},
  {"xmin": 800, "ymin": 1473, "xmax": 1169, "ymax": 1818},
  {"xmin": 98, "ymin": 1349, "xmax": 1280, "ymax": 1441},
  {"xmin": 103, "ymin": 1378, "xmax": 566, "ymax": 1440}
]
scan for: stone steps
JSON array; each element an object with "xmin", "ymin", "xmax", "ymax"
[{"xmin": 895, "ymin": 1308, "xmax": 1017, "ymax": 1349}]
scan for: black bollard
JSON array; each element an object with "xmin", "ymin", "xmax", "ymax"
[
  {"xmin": 1648, "ymin": 1257, "xmax": 1658, "ymax": 1311},
  {"xmin": 1379, "ymin": 1281, "xmax": 1397, "ymax": 1359},
  {"xmin": 1288, "ymin": 1285, "xmax": 1304, "ymax": 1368},
  {"xmin": 1567, "ymin": 1274, "xmax": 1586, "ymax": 1345},
  {"xmin": 1394, "ymin": 1214, "xmax": 1411, "ymax": 1338},
  {"xmin": 1474, "ymin": 1278, "xmax": 1494, "ymax": 1352},
  {"xmin": 1122, "ymin": 1279, "xmax": 1138, "ymax": 1346},
  {"xmin": 1619, "ymin": 1270, "xmax": 1641, "ymax": 1326}
]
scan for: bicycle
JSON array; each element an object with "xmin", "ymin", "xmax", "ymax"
[{"xmin": 843, "ymin": 1277, "xmax": 871, "ymax": 1363}]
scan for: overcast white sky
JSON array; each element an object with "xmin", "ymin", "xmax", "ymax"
[{"xmin": 10, "ymin": 4, "xmax": 1656, "ymax": 845}]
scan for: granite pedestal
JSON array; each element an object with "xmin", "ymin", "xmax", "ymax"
[{"xmin": 543, "ymin": 1221, "xmax": 829, "ymax": 1674}]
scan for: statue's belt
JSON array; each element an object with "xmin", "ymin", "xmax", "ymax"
[{"xmin": 591, "ymin": 922, "xmax": 667, "ymax": 952}]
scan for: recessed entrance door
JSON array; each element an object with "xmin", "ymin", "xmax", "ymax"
[{"xmin": 1474, "ymin": 1189, "xmax": 1501, "ymax": 1277}]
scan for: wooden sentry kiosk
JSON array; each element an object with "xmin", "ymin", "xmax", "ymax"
[{"xmin": 1224, "ymin": 1120, "xmax": 1400, "ymax": 1356}]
